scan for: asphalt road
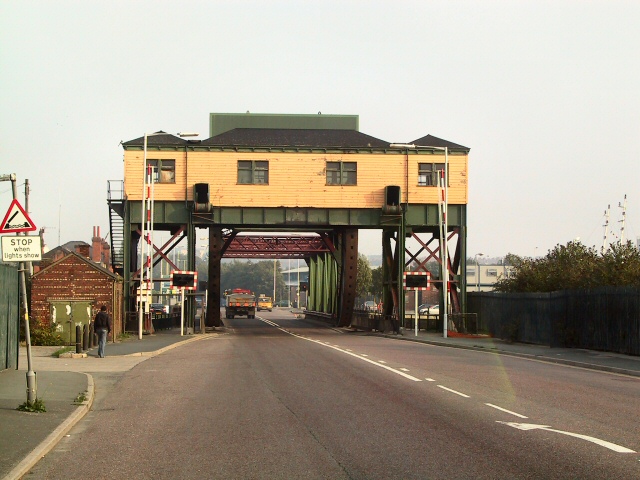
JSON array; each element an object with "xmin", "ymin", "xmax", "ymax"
[{"xmin": 27, "ymin": 312, "xmax": 640, "ymax": 479}]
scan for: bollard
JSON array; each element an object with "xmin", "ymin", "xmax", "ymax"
[
  {"xmin": 75, "ymin": 325, "xmax": 82, "ymax": 354},
  {"xmin": 89, "ymin": 323, "xmax": 95, "ymax": 347},
  {"xmin": 83, "ymin": 324, "xmax": 89, "ymax": 351}
]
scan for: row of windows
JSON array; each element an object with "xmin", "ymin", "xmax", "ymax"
[{"xmin": 148, "ymin": 159, "xmax": 449, "ymax": 186}]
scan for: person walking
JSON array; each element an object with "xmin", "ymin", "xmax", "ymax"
[{"xmin": 94, "ymin": 305, "xmax": 112, "ymax": 358}]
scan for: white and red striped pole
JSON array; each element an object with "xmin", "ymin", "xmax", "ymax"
[
  {"xmin": 442, "ymin": 147, "xmax": 449, "ymax": 338},
  {"xmin": 138, "ymin": 134, "xmax": 149, "ymax": 339}
]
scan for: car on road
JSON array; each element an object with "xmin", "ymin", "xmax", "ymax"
[
  {"xmin": 150, "ymin": 303, "xmax": 169, "ymax": 315},
  {"xmin": 418, "ymin": 304, "xmax": 439, "ymax": 316},
  {"xmin": 364, "ymin": 301, "xmax": 377, "ymax": 311},
  {"xmin": 274, "ymin": 300, "xmax": 291, "ymax": 307}
]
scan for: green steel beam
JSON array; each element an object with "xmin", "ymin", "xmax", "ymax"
[{"xmin": 129, "ymin": 202, "xmax": 466, "ymax": 229}]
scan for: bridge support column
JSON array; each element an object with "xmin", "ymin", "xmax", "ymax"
[
  {"xmin": 206, "ymin": 227, "xmax": 223, "ymax": 327},
  {"xmin": 336, "ymin": 229, "xmax": 358, "ymax": 327}
]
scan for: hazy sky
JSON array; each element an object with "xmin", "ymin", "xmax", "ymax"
[{"xmin": 1, "ymin": 1, "xmax": 638, "ymax": 260}]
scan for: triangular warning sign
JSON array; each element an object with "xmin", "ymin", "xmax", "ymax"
[{"xmin": 0, "ymin": 199, "xmax": 37, "ymax": 233}]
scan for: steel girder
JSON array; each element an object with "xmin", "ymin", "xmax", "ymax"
[{"xmin": 222, "ymin": 234, "xmax": 331, "ymax": 259}]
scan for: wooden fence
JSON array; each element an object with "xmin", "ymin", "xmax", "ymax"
[
  {"xmin": 468, "ymin": 286, "xmax": 640, "ymax": 356},
  {"xmin": 0, "ymin": 263, "xmax": 20, "ymax": 370}
]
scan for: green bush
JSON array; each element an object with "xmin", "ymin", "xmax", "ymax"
[
  {"xmin": 495, "ymin": 241, "xmax": 640, "ymax": 293},
  {"xmin": 27, "ymin": 319, "xmax": 64, "ymax": 346}
]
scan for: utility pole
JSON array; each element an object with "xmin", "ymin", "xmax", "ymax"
[
  {"xmin": 1, "ymin": 173, "xmax": 37, "ymax": 403},
  {"xmin": 25, "ymin": 179, "xmax": 33, "ymax": 276}
]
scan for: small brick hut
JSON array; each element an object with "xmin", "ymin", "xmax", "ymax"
[{"xmin": 31, "ymin": 249, "xmax": 123, "ymax": 341}]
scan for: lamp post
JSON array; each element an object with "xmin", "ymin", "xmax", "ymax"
[
  {"xmin": 138, "ymin": 131, "xmax": 198, "ymax": 339},
  {"xmin": 474, "ymin": 253, "xmax": 484, "ymax": 292},
  {"xmin": 390, "ymin": 143, "xmax": 449, "ymax": 337}
]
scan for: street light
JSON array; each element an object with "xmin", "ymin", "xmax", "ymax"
[
  {"xmin": 474, "ymin": 253, "xmax": 484, "ymax": 292},
  {"xmin": 138, "ymin": 131, "xmax": 198, "ymax": 339},
  {"xmin": 390, "ymin": 143, "xmax": 450, "ymax": 338}
]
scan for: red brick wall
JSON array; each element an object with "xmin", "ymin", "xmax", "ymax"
[{"xmin": 31, "ymin": 254, "xmax": 123, "ymax": 335}]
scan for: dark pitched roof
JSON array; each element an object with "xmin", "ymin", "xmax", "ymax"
[
  {"xmin": 122, "ymin": 131, "xmax": 198, "ymax": 147},
  {"xmin": 200, "ymin": 128, "xmax": 390, "ymax": 149},
  {"xmin": 33, "ymin": 250, "xmax": 120, "ymax": 280},
  {"xmin": 409, "ymin": 134, "xmax": 469, "ymax": 152}
]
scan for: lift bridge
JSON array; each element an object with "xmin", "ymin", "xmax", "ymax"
[{"xmin": 107, "ymin": 113, "xmax": 470, "ymax": 331}]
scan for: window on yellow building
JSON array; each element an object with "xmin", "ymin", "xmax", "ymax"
[
  {"xmin": 418, "ymin": 163, "xmax": 446, "ymax": 187},
  {"xmin": 326, "ymin": 161, "xmax": 357, "ymax": 185},
  {"xmin": 238, "ymin": 160, "xmax": 269, "ymax": 184},
  {"xmin": 148, "ymin": 160, "xmax": 176, "ymax": 183}
]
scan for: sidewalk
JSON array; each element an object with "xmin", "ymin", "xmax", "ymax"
[
  {"xmin": 1, "ymin": 324, "xmax": 639, "ymax": 480},
  {"xmin": 0, "ymin": 329, "xmax": 217, "ymax": 480},
  {"xmin": 374, "ymin": 328, "xmax": 640, "ymax": 378}
]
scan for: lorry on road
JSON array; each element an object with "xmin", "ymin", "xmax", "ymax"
[
  {"xmin": 224, "ymin": 288, "xmax": 257, "ymax": 319},
  {"xmin": 257, "ymin": 295, "xmax": 273, "ymax": 312}
]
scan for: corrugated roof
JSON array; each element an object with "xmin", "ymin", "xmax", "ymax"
[{"xmin": 200, "ymin": 128, "xmax": 390, "ymax": 149}]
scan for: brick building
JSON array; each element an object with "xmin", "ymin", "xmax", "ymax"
[{"xmin": 31, "ymin": 249, "xmax": 123, "ymax": 342}]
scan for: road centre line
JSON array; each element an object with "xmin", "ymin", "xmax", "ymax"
[
  {"xmin": 437, "ymin": 385, "xmax": 470, "ymax": 398},
  {"xmin": 485, "ymin": 403, "xmax": 528, "ymax": 418},
  {"xmin": 258, "ymin": 319, "xmax": 422, "ymax": 382},
  {"xmin": 255, "ymin": 319, "xmax": 634, "ymax": 454}
]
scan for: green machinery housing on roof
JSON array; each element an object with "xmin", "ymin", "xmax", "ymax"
[{"xmin": 210, "ymin": 112, "xmax": 360, "ymax": 137}]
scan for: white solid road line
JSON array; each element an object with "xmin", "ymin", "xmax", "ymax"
[
  {"xmin": 437, "ymin": 385, "xmax": 470, "ymax": 398},
  {"xmin": 258, "ymin": 318, "xmax": 422, "ymax": 382},
  {"xmin": 485, "ymin": 403, "xmax": 528, "ymax": 418}
]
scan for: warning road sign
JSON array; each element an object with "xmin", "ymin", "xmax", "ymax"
[{"xmin": 0, "ymin": 199, "xmax": 36, "ymax": 233}]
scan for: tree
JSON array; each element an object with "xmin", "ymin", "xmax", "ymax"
[
  {"xmin": 357, "ymin": 254, "xmax": 372, "ymax": 299},
  {"xmin": 220, "ymin": 260, "xmax": 285, "ymax": 299},
  {"xmin": 371, "ymin": 265, "xmax": 383, "ymax": 298}
]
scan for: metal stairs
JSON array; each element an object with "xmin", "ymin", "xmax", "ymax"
[{"xmin": 107, "ymin": 180, "xmax": 125, "ymax": 276}]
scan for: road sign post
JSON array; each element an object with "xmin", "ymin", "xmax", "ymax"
[
  {"xmin": 404, "ymin": 272, "xmax": 431, "ymax": 337},
  {"xmin": 1, "ymin": 176, "xmax": 38, "ymax": 404},
  {"xmin": 170, "ymin": 271, "xmax": 197, "ymax": 336}
]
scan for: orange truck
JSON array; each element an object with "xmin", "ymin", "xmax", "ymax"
[{"xmin": 225, "ymin": 289, "xmax": 256, "ymax": 319}]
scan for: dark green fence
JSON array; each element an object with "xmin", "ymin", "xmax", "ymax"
[
  {"xmin": 0, "ymin": 263, "xmax": 20, "ymax": 370},
  {"xmin": 468, "ymin": 287, "xmax": 640, "ymax": 356}
]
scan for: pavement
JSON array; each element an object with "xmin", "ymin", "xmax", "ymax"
[
  {"xmin": 0, "ymin": 329, "xmax": 216, "ymax": 480},
  {"xmin": 1, "ymin": 322, "xmax": 640, "ymax": 480}
]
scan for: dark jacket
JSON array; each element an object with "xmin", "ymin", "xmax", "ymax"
[{"xmin": 94, "ymin": 311, "xmax": 112, "ymax": 333}]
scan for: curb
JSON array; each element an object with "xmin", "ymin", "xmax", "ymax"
[
  {"xmin": 2, "ymin": 373, "xmax": 95, "ymax": 480},
  {"xmin": 377, "ymin": 333, "xmax": 640, "ymax": 378},
  {"xmin": 121, "ymin": 332, "xmax": 218, "ymax": 357}
]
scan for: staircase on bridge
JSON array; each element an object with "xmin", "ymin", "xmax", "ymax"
[{"xmin": 107, "ymin": 180, "xmax": 125, "ymax": 276}]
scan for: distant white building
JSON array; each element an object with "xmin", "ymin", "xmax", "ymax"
[{"xmin": 466, "ymin": 264, "xmax": 514, "ymax": 292}]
